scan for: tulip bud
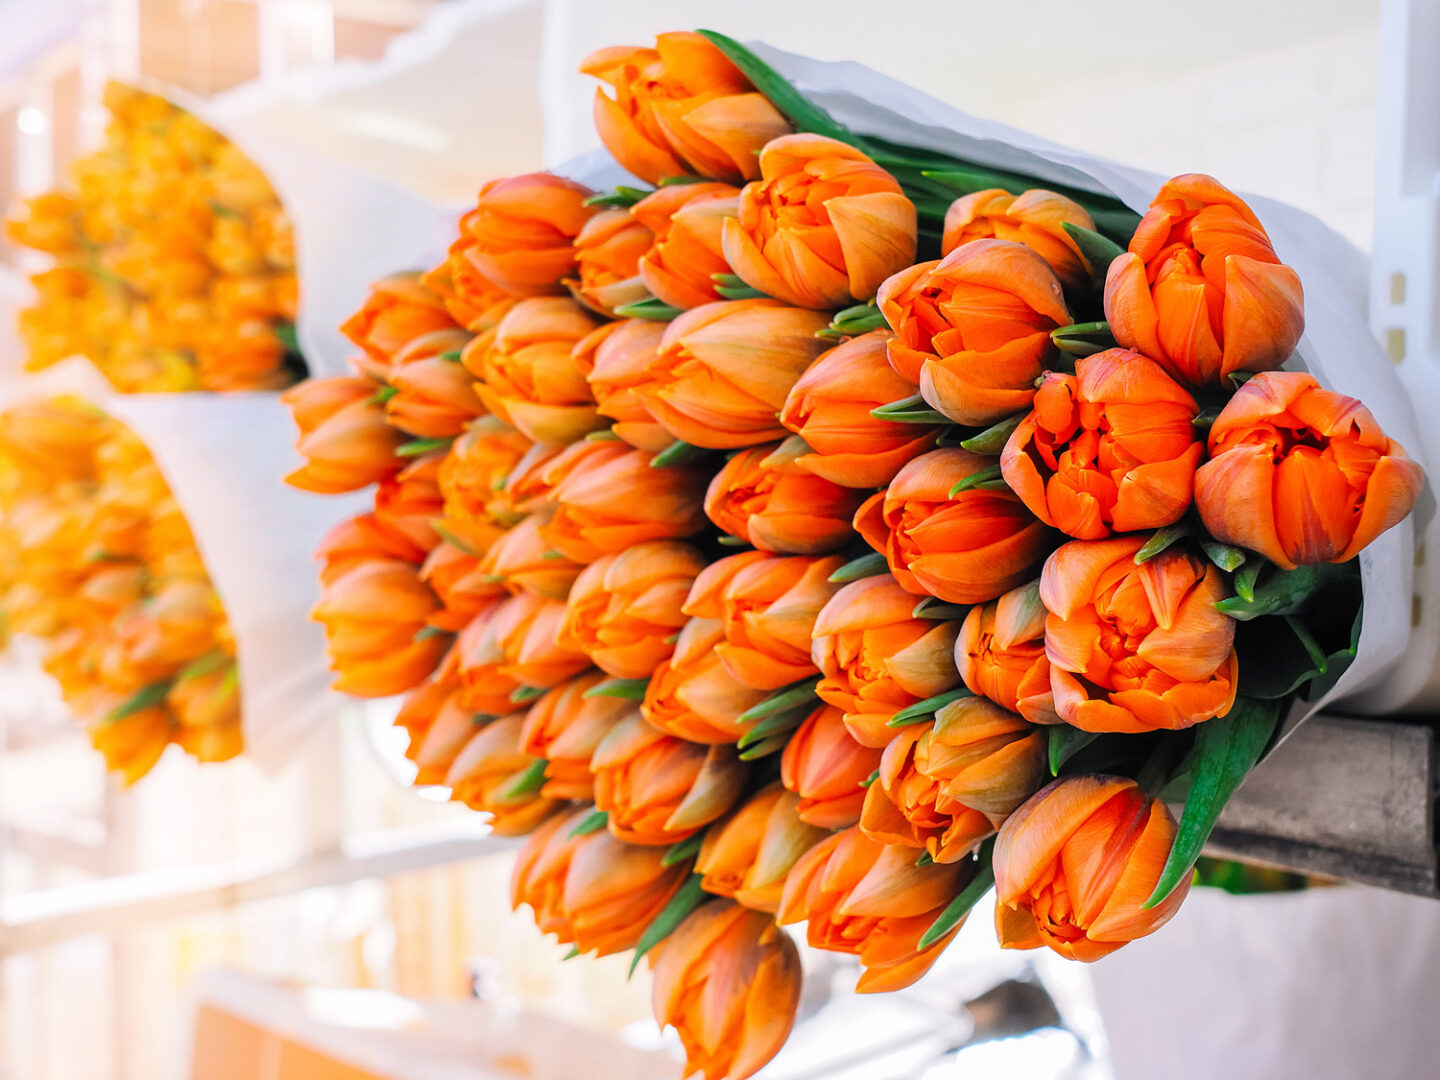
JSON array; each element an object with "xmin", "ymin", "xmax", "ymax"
[
  {"xmin": 519, "ymin": 672, "xmax": 633, "ymax": 799},
  {"xmin": 471, "ymin": 297, "xmax": 607, "ymax": 445},
  {"xmin": 995, "ymin": 775, "xmax": 1189, "ymax": 960},
  {"xmin": 563, "ymin": 541, "xmax": 706, "ymax": 679},
  {"xmin": 1195, "ymin": 371, "xmax": 1424, "ymax": 569},
  {"xmin": 697, "ymin": 784, "xmax": 828, "ymax": 912},
  {"xmin": 632, "ymin": 182, "xmax": 740, "ymax": 310},
  {"xmin": 421, "ymin": 541, "xmax": 507, "ymax": 630},
  {"xmin": 1041, "ymin": 537, "xmax": 1237, "ymax": 732},
  {"xmin": 340, "ymin": 273, "xmax": 457, "ymax": 376},
  {"xmin": 373, "ymin": 454, "xmax": 445, "ymax": 554},
  {"xmin": 86, "ymin": 699, "xmax": 171, "ymax": 785},
  {"xmin": 778, "ymin": 329, "xmax": 939, "ymax": 489},
  {"xmin": 581, "ymin": 32, "xmax": 790, "ymax": 184},
  {"xmin": 478, "ymin": 515, "xmax": 584, "ymax": 600},
  {"xmin": 384, "ymin": 353, "xmax": 485, "ymax": 439},
  {"xmin": 781, "ymin": 704, "xmax": 883, "ymax": 828},
  {"xmin": 487, "ymin": 440, "xmax": 569, "ymax": 526},
  {"xmin": 1104, "ymin": 173, "xmax": 1304, "ymax": 388},
  {"xmin": 583, "ymin": 318, "xmax": 673, "ymax": 452},
  {"xmin": 410, "ymin": 682, "xmax": 484, "ymax": 785},
  {"xmin": 316, "ymin": 513, "xmax": 427, "ymax": 587},
  {"xmin": 642, "ymin": 616, "xmax": 768, "ymax": 744},
  {"xmin": 639, "ymin": 299, "xmax": 831, "ymax": 449},
  {"xmin": 284, "ymin": 396, "xmax": 404, "ymax": 494},
  {"xmin": 512, "ymin": 808, "xmax": 690, "ymax": 955},
  {"xmin": 436, "ymin": 418, "xmax": 532, "ymax": 538},
  {"xmin": 592, "ymin": 712, "xmax": 747, "ymax": 846},
  {"xmin": 422, "ymin": 236, "xmax": 511, "ymax": 330},
  {"xmin": 723, "ymin": 135, "xmax": 917, "ymax": 310},
  {"xmin": 312, "ymin": 559, "xmax": 447, "ymax": 697},
  {"xmin": 540, "ymin": 442, "xmax": 708, "ymax": 563},
  {"xmin": 444, "ymin": 714, "xmax": 561, "ymax": 835},
  {"xmin": 705, "ymin": 439, "xmax": 867, "ymax": 555},
  {"xmin": 956, "ymin": 581, "xmax": 1057, "ymax": 724},
  {"xmin": 684, "ymin": 551, "xmax": 843, "ymax": 691},
  {"xmin": 861, "ymin": 696, "xmax": 1046, "ymax": 863},
  {"xmin": 395, "ymin": 669, "xmax": 458, "ymax": 773},
  {"xmin": 879, "ymin": 239, "xmax": 1070, "ymax": 425},
  {"xmin": 458, "ymin": 173, "xmax": 596, "ymax": 297},
  {"xmin": 812, "ymin": 574, "xmax": 963, "ymax": 748},
  {"xmin": 942, "ymin": 188, "xmax": 1095, "ymax": 291},
  {"xmin": 855, "ymin": 448, "xmax": 1053, "ymax": 606},
  {"xmin": 779, "ymin": 826, "xmax": 970, "ymax": 992},
  {"xmin": 652, "ymin": 900, "xmax": 802, "ymax": 1080},
  {"xmin": 565, "ymin": 208, "xmax": 654, "ymax": 316},
  {"xmin": 4, "ymin": 192, "xmax": 82, "ymax": 255}
]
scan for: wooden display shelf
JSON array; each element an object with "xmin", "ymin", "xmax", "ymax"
[{"xmin": 1207, "ymin": 715, "xmax": 1439, "ymax": 896}]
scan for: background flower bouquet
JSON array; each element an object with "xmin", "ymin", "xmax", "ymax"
[{"xmin": 282, "ymin": 26, "xmax": 1428, "ymax": 1080}]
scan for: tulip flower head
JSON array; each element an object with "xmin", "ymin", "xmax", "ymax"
[
  {"xmin": 583, "ymin": 318, "xmax": 673, "ymax": 451},
  {"xmin": 778, "ymin": 329, "xmax": 939, "ymax": 489},
  {"xmin": 519, "ymin": 672, "xmax": 634, "ymax": 799},
  {"xmin": 942, "ymin": 188, "xmax": 1096, "ymax": 291},
  {"xmin": 459, "ymin": 173, "xmax": 596, "ymax": 297},
  {"xmin": 1195, "ymin": 371, "xmax": 1424, "ymax": 569},
  {"xmin": 283, "ymin": 384, "xmax": 405, "ymax": 495},
  {"xmin": 444, "ymin": 713, "xmax": 561, "ymax": 835},
  {"xmin": 340, "ymin": 273, "xmax": 457, "ymax": 375},
  {"xmin": 384, "ymin": 352, "xmax": 486, "ymax": 440},
  {"xmin": 811, "ymin": 573, "xmax": 963, "ymax": 748},
  {"xmin": 696, "ymin": 784, "xmax": 828, "ymax": 913},
  {"xmin": 631, "ymin": 182, "xmax": 741, "ymax": 310},
  {"xmin": 311, "ymin": 559, "xmax": 447, "ymax": 697},
  {"xmin": 642, "ymin": 616, "xmax": 769, "ymax": 744},
  {"xmin": 780, "ymin": 703, "xmax": 884, "ymax": 828},
  {"xmin": 652, "ymin": 900, "xmax": 802, "ymax": 1080},
  {"xmin": 779, "ymin": 826, "xmax": 969, "ymax": 992},
  {"xmin": 436, "ymin": 418, "xmax": 532, "ymax": 537},
  {"xmin": 567, "ymin": 208, "xmax": 654, "ymax": 316},
  {"xmin": 704, "ymin": 438, "xmax": 867, "ymax": 555},
  {"xmin": 995, "ymin": 775, "xmax": 1189, "ymax": 961},
  {"xmin": 855, "ymin": 447, "xmax": 1053, "ymax": 605},
  {"xmin": 478, "ymin": 514, "xmax": 583, "ymax": 600},
  {"xmin": 861, "ymin": 695, "xmax": 1046, "ymax": 863},
  {"xmin": 1041, "ymin": 537, "xmax": 1238, "ymax": 732},
  {"xmin": 879, "ymin": 239, "xmax": 1070, "ymax": 425},
  {"xmin": 373, "ymin": 454, "xmax": 445, "ymax": 553},
  {"xmin": 956, "ymin": 580, "xmax": 1057, "ymax": 724},
  {"xmin": 1001, "ymin": 348, "xmax": 1204, "ymax": 539},
  {"xmin": 592, "ymin": 712, "xmax": 747, "ymax": 845},
  {"xmin": 581, "ymin": 32, "xmax": 791, "ymax": 184},
  {"xmin": 563, "ymin": 540, "xmax": 706, "ymax": 679},
  {"xmin": 723, "ymin": 135, "xmax": 917, "ymax": 311},
  {"xmin": 1104, "ymin": 173, "xmax": 1304, "ymax": 388},
  {"xmin": 640, "ymin": 299, "xmax": 831, "ymax": 449}
]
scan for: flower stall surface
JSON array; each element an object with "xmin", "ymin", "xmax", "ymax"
[{"xmin": 277, "ymin": 27, "xmax": 1427, "ymax": 1080}]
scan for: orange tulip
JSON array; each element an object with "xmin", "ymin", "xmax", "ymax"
[
  {"xmin": 384, "ymin": 353, "xmax": 485, "ymax": 439},
  {"xmin": 995, "ymin": 775, "xmax": 1189, "ymax": 961},
  {"xmin": 486, "ymin": 440, "xmax": 570, "ymax": 526},
  {"xmin": 458, "ymin": 173, "xmax": 596, "ymax": 297},
  {"xmin": 312, "ymin": 559, "xmax": 447, "ymax": 697},
  {"xmin": 683, "ymin": 551, "xmax": 843, "ymax": 691},
  {"xmin": 581, "ymin": 32, "xmax": 790, "ymax": 184},
  {"xmin": 956, "ymin": 581, "xmax": 1057, "ymax": 724},
  {"xmin": 563, "ymin": 541, "xmax": 705, "ymax": 679},
  {"xmin": 652, "ymin": 900, "xmax": 801, "ymax": 1080},
  {"xmin": 696, "ymin": 784, "xmax": 828, "ymax": 913},
  {"xmin": 583, "ymin": 318, "xmax": 672, "ymax": 451},
  {"xmin": 1041, "ymin": 536, "xmax": 1238, "ymax": 733},
  {"xmin": 340, "ymin": 273, "xmax": 456, "ymax": 374},
  {"xmin": 779, "ymin": 826, "xmax": 967, "ymax": 992},
  {"xmin": 705, "ymin": 439, "xmax": 866, "ymax": 555},
  {"xmin": 422, "ymin": 238, "xmax": 511, "ymax": 330},
  {"xmin": 1195, "ymin": 370, "xmax": 1424, "ymax": 569},
  {"xmin": 723, "ymin": 135, "xmax": 917, "ymax": 311},
  {"xmin": 471, "ymin": 296, "xmax": 606, "ymax": 445},
  {"xmin": 512, "ymin": 808, "xmax": 690, "ymax": 955},
  {"xmin": 780, "ymin": 704, "xmax": 883, "ymax": 828},
  {"xmin": 168, "ymin": 656, "xmax": 240, "ymax": 732},
  {"xmin": 879, "ymin": 239, "xmax": 1070, "ymax": 425},
  {"xmin": 195, "ymin": 320, "xmax": 292, "ymax": 392},
  {"xmin": 478, "ymin": 514, "xmax": 583, "ymax": 599},
  {"xmin": 540, "ymin": 442, "xmax": 708, "ymax": 563},
  {"xmin": 282, "ymin": 375, "xmax": 375, "ymax": 434},
  {"xmin": 444, "ymin": 714, "xmax": 561, "ymax": 835},
  {"xmin": 778, "ymin": 329, "xmax": 939, "ymax": 489},
  {"xmin": 453, "ymin": 601, "xmax": 523, "ymax": 715},
  {"xmin": 115, "ymin": 578, "xmax": 224, "ymax": 677},
  {"xmin": 642, "ymin": 616, "xmax": 768, "ymax": 744},
  {"xmin": 631, "ymin": 182, "xmax": 741, "ymax": 309},
  {"xmin": 4, "ymin": 192, "xmax": 82, "ymax": 254},
  {"xmin": 861, "ymin": 696, "xmax": 1046, "ymax": 863},
  {"xmin": 519, "ymin": 672, "xmax": 634, "ymax": 799},
  {"xmin": 1001, "ymin": 348, "xmax": 1203, "ymax": 539},
  {"xmin": 592, "ymin": 712, "xmax": 746, "ymax": 846},
  {"xmin": 421, "ymin": 541, "xmax": 507, "ymax": 631},
  {"xmin": 855, "ymin": 448, "xmax": 1053, "ymax": 605},
  {"xmin": 1105, "ymin": 174, "xmax": 1304, "ymax": 388},
  {"xmin": 640, "ymin": 299, "xmax": 831, "ymax": 449},
  {"xmin": 373, "ymin": 454, "xmax": 445, "ymax": 553},
  {"xmin": 86, "ymin": 700, "xmax": 171, "ymax": 785},
  {"xmin": 811, "ymin": 574, "xmax": 963, "ymax": 748},
  {"xmin": 395, "ymin": 666, "xmax": 460, "ymax": 774},
  {"xmin": 566, "ymin": 208, "xmax": 654, "ymax": 316},
  {"xmin": 284, "ymin": 393, "xmax": 404, "ymax": 495},
  {"xmin": 436, "ymin": 418, "xmax": 532, "ymax": 539},
  {"xmin": 942, "ymin": 188, "xmax": 1095, "ymax": 291},
  {"xmin": 408, "ymin": 671, "xmax": 491, "ymax": 785}
]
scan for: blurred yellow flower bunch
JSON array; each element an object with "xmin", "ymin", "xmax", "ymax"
[
  {"xmin": 4, "ymin": 83, "xmax": 301, "ymax": 392},
  {"xmin": 0, "ymin": 398, "xmax": 241, "ymax": 782}
]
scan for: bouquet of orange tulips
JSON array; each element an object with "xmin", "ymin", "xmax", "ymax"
[
  {"xmin": 4, "ymin": 83, "xmax": 302, "ymax": 392},
  {"xmin": 0, "ymin": 398, "xmax": 242, "ymax": 782},
  {"xmin": 283, "ymin": 29, "xmax": 1425, "ymax": 1079}
]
